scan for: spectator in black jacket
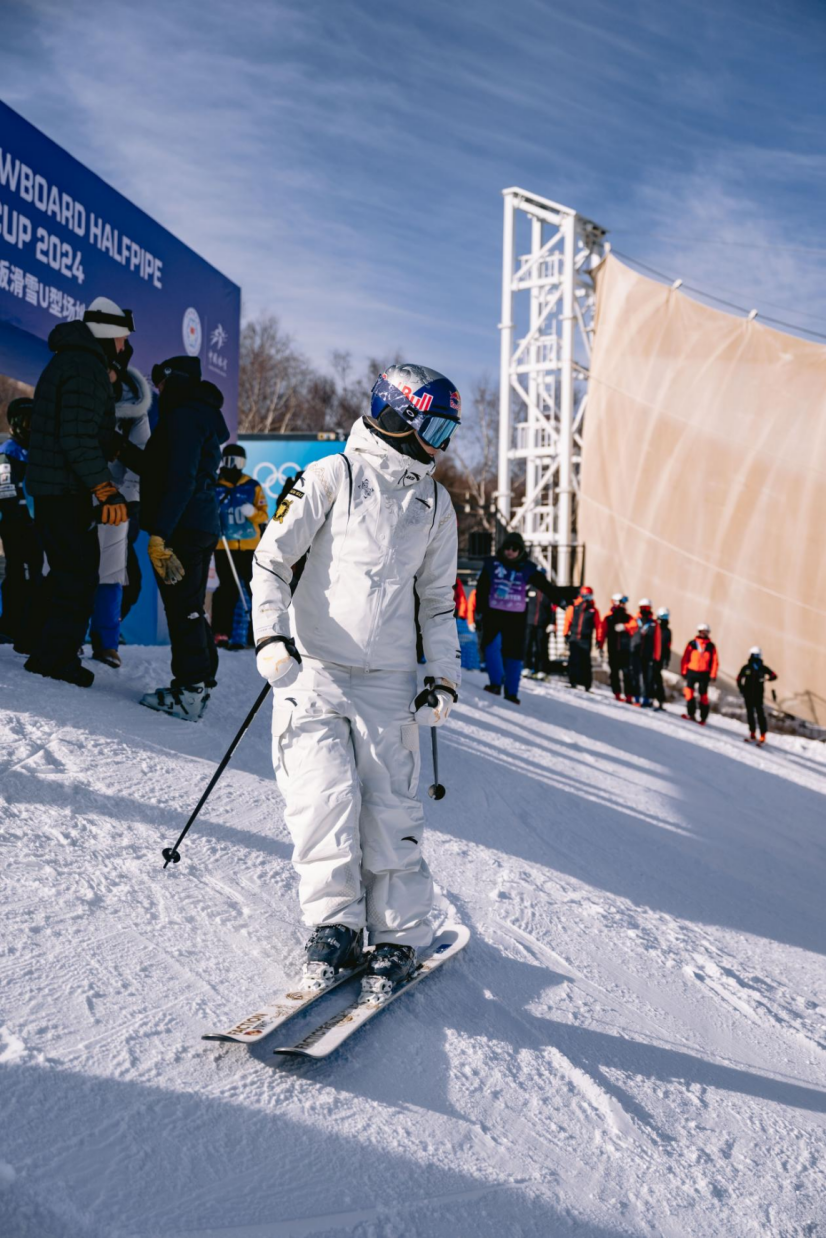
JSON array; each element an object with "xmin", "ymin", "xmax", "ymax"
[
  {"xmin": 25, "ymin": 297, "xmax": 131, "ymax": 687},
  {"xmin": 737, "ymin": 647, "xmax": 777, "ymax": 744},
  {"xmin": 475, "ymin": 532, "xmax": 554, "ymax": 704},
  {"xmin": 523, "ymin": 586, "xmax": 555, "ymax": 679},
  {"xmin": 0, "ymin": 398, "xmax": 44, "ymax": 653},
  {"xmin": 139, "ymin": 356, "xmax": 229, "ymax": 722},
  {"xmin": 652, "ymin": 607, "xmax": 672, "ymax": 710}
]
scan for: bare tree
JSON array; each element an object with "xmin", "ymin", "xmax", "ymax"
[
  {"xmin": 238, "ymin": 315, "xmax": 315, "ymax": 435},
  {"xmin": 449, "ymin": 375, "xmax": 499, "ymax": 533}
]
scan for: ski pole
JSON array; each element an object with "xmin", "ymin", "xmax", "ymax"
[
  {"xmin": 161, "ymin": 683, "xmax": 271, "ymax": 868},
  {"xmin": 221, "ymin": 535, "xmax": 250, "ymax": 616},
  {"xmin": 426, "ymin": 691, "xmax": 446, "ymax": 800}
]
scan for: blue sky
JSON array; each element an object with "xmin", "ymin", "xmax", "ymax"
[{"xmin": 2, "ymin": 0, "xmax": 825, "ymax": 395}]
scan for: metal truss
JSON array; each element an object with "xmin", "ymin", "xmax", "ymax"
[{"xmin": 497, "ymin": 187, "xmax": 607, "ymax": 584}]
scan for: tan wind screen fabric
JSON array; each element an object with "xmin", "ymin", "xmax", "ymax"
[{"xmin": 579, "ymin": 254, "xmax": 826, "ymax": 724}]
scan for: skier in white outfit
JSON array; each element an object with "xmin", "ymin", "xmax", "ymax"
[{"xmin": 252, "ymin": 363, "xmax": 462, "ymax": 992}]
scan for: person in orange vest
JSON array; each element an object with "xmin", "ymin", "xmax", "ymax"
[
  {"xmin": 467, "ymin": 586, "xmax": 477, "ymax": 631},
  {"xmin": 454, "ymin": 578, "xmax": 468, "ymax": 619},
  {"xmin": 635, "ymin": 598, "xmax": 662, "ymax": 708},
  {"xmin": 680, "ymin": 623, "xmax": 719, "ymax": 725},
  {"xmin": 563, "ymin": 586, "xmax": 602, "ymax": 691}
]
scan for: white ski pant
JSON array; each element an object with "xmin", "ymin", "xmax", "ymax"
[{"xmin": 271, "ymin": 658, "xmax": 434, "ymax": 949}]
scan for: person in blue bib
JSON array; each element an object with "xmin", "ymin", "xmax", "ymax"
[{"xmin": 475, "ymin": 532, "xmax": 553, "ymax": 704}]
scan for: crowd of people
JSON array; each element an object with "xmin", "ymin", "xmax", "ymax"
[
  {"xmin": 0, "ymin": 294, "xmax": 251, "ymax": 721},
  {"xmin": 0, "ymin": 313, "xmax": 780, "ymax": 748},
  {"xmin": 469, "ymin": 536, "xmax": 779, "ymax": 743}
]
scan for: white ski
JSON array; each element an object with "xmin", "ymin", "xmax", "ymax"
[
  {"xmin": 202, "ymin": 961, "xmax": 368, "ymax": 1043},
  {"xmin": 273, "ymin": 924, "xmax": 470, "ymax": 1059}
]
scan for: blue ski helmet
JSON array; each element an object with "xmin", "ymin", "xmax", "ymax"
[{"xmin": 370, "ymin": 363, "xmax": 461, "ymax": 450}]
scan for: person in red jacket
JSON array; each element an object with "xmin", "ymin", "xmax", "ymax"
[
  {"xmin": 680, "ymin": 623, "xmax": 719, "ymax": 725},
  {"xmin": 563, "ymin": 585, "xmax": 602, "ymax": 691},
  {"xmin": 599, "ymin": 593, "xmax": 635, "ymax": 701}
]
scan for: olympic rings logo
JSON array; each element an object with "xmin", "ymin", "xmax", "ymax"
[{"xmin": 252, "ymin": 460, "xmax": 301, "ymax": 499}]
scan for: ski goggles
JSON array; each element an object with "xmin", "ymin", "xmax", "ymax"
[
  {"xmin": 222, "ymin": 454, "xmax": 245, "ymax": 470},
  {"xmin": 374, "ymin": 375, "xmax": 460, "ymax": 449}
]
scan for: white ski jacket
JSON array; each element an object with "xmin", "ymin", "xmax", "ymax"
[{"xmin": 252, "ymin": 418, "xmax": 461, "ymax": 684}]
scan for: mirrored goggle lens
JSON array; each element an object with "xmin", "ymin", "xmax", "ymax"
[
  {"xmin": 223, "ymin": 455, "xmax": 245, "ymax": 469},
  {"xmin": 414, "ymin": 412, "xmax": 457, "ymax": 448}
]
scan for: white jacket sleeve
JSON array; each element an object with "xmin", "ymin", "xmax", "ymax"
[
  {"xmin": 251, "ymin": 456, "xmax": 345, "ymax": 647},
  {"xmin": 417, "ymin": 482, "xmax": 461, "ymax": 687}
]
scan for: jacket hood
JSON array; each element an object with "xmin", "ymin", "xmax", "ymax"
[
  {"xmin": 159, "ymin": 373, "xmax": 228, "ymax": 437},
  {"xmin": 115, "ymin": 367, "xmax": 153, "ymax": 420},
  {"xmin": 347, "ymin": 416, "xmax": 435, "ymax": 487},
  {"xmin": 198, "ymin": 380, "xmax": 224, "ymax": 409},
  {"xmin": 47, "ymin": 319, "xmax": 107, "ymax": 362}
]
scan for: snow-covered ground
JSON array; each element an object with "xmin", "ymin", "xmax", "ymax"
[{"xmin": 1, "ymin": 644, "xmax": 825, "ymax": 1239}]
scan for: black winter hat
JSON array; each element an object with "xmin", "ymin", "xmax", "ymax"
[
  {"xmin": 7, "ymin": 397, "xmax": 34, "ymax": 449},
  {"xmin": 222, "ymin": 443, "xmax": 246, "ymax": 460},
  {"xmin": 500, "ymin": 531, "xmax": 526, "ymax": 555},
  {"xmin": 151, "ymin": 355, "xmax": 201, "ymax": 387}
]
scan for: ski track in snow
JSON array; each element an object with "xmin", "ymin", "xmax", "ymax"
[{"xmin": 0, "ymin": 645, "xmax": 824, "ymax": 1238}]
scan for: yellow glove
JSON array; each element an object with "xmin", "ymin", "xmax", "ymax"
[{"xmin": 148, "ymin": 535, "xmax": 186, "ymax": 585}]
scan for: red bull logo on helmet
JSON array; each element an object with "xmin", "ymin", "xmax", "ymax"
[{"xmin": 400, "ymin": 385, "xmax": 433, "ymax": 412}]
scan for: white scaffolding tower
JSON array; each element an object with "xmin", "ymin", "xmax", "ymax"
[{"xmin": 497, "ymin": 187, "xmax": 607, "ymax": 584}]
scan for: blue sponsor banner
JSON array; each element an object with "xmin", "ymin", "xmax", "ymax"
[
  {"xmin": 0, "ymin": 100, "xmax": 240, "ymax": 429},
  {"xmin": 239, "ymin": 433, "xmax": 347, "ymax": 515},
  {"xmin": 0, "ymin": 100, "xmax": 241, "ymax": 646}
]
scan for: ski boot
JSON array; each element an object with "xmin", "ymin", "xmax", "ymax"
[
  {"xmin": 360, "ymin": 943, "xmax": 417, "ymax": 1006},
  {"xmin": 744, "ymin": 732, "xmax": 756, "ymax": 743},
  {"xmin": 484, "ymin": 683, "xmax": 502, "ymax": 696},
  {"xmin": 504, "ymin": 692, "xmax": 521, "ymax": 705},
  {"xmin": 758, "ymin": 733, "xmax": 767, "ymax": 745},
  {"xmin": 140, "ymin": 683, "xmax": 210, "ymax": 721},
  {"xmin": 302, "ymin": 924, "xmax": 363, "ymax": 991}
]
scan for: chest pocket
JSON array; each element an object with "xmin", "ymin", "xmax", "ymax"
[{"xmin": 388, "ymin": 483, "xmax": 436, "ymax": 576}]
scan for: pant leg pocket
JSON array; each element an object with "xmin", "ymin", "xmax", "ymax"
[
  {"xmin": 271, "ymin": 699, "xmax": 294, "ymax": 775},
  {"xmin": 401, "ymin": 720, "xmax": 421, "ymax": 796}
]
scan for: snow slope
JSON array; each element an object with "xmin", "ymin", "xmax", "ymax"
[{"xmin": 1, "ymin": 645, "xmax": 825, "ymax": 1239}]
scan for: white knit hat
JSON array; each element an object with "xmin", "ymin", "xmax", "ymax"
[{"xmin": 84, "ymin": 296, "xmax": 134, "ymax": 339}]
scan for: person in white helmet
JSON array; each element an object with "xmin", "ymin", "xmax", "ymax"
[
  {"xmin": 599, "ymin": 593, "xmax": 635, "ymax": 702},
  {"xmin": 736, "ymin": 647, "xmax": 777, "ymax": 743},
  {"xmin": 252, "ymin": 363, "xmax": 461, "ymax": 994},
  {"xmin": 680, "ymin": 623, "xmax": 719, "ymax": 724},
  {"xmin": 25, "ymin": 297, "xmax": 132, "ymax": 687}
]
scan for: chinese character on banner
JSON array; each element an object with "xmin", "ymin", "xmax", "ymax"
[
  {"xmin": 0, "ymin": 260, "xmax": 9, "ymax": 291},
  {"xmin": 49, "ymin": 287, "xmax": 63, "ymax": 317},
  {"xmin": 74, "ymin": 302, "xmax": 86, "ymax": 320},
  {"xmin": 62, "ymin": 293, "xmax": 75, "ymax": 318},
  {"xmin": 24, "ymin": 273, "xmax": 39, "ymax": 305},
  {"xmin": 9, "ymin": 267, "xmax": 24, "ymax": 297}
]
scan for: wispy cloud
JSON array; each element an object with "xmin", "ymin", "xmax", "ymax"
[{"xmin": 1, "ymin": 0, "xmax": 825, "ymax": 391}]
